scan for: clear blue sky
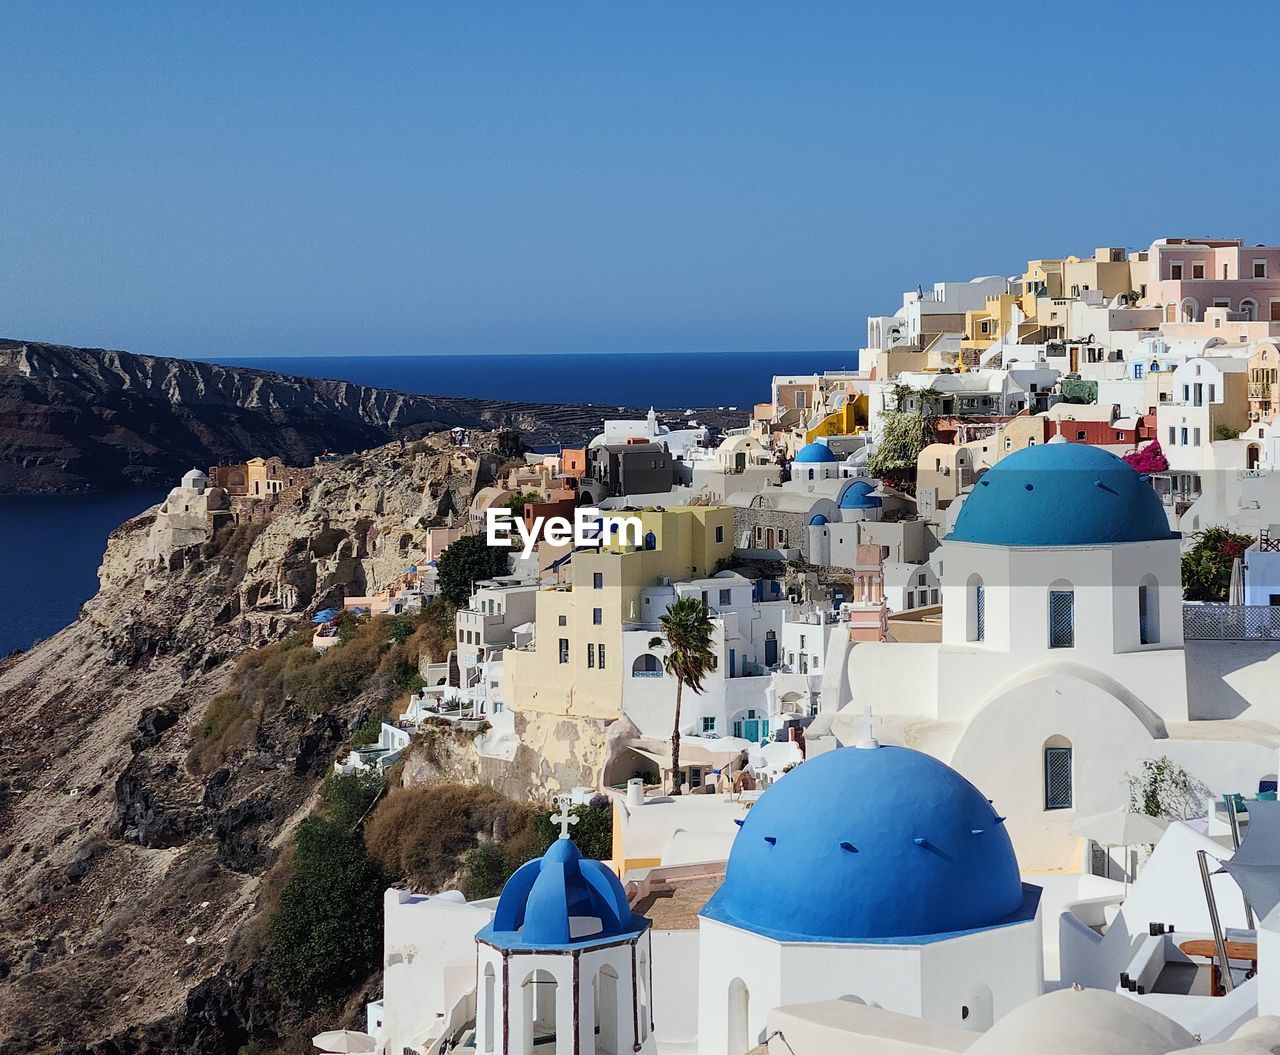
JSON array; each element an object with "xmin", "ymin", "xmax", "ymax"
[{"xmin": 1, "ymin": 2, "xmax": 1277, "ymax": 359}]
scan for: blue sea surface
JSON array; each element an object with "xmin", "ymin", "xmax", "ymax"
[
  {"xmin": 0, "ymin": 490, "xmax": 165, "ymax": 656},
  {"xmin": 208, "ymin": 350, "xmax": 856, "ymax": 409}
]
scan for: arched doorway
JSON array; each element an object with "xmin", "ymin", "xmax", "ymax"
[
  {"xmin": 593, "ymin": 966, "xmax": 619, "ymax": 1055},
  {"xmin": 523, "ymin": 969, "xmax": 558, "ymax": 1055},
  {"xmin": 727, "ymin": 978, "xmax": 750, "ymax": 1055}
]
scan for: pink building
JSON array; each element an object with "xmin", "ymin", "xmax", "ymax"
[{"xmin": 1146, "ymin": 237, "xmax": 1280, "ymax": 323}]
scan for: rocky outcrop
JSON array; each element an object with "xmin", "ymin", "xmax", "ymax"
[
  {"xmin": 0, "ymin": 436, "xmax": 501, "ymax": 1053},
  {"xmin": 0, "ymin": 338, "xmax": 746, "ymax": 493}
]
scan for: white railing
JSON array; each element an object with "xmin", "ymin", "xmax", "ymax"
[{"xmin": 1184, "ymin": 604, "xmax": 1280, "ymax": 640}]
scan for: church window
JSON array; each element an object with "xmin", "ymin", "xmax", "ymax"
[
  {"xmin": 968, "ymin": 575, "xmax": 986, "ymax": 642},
  {"xmin": 1139, "ymin": 577, "xmax": 1160, "ymax": 644},
  {"xmin": 1048, "ymin": 586, "xmax": 1075, "ymax": 648},
  {"xmin": 644, "ymin": 531, "xmax": 657, "ymax": 550},
  {"xmin": 1044, "ymin": 739, "xmax": 1073, "ymax": 810}
]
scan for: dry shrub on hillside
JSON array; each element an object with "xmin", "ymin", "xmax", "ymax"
[
  {"xmin": 363, "ymin": 783, "xmax": 546, "ymax": 895},
  {"xmin": 189, "ymin": 618, "xmax": 394, "ymax": 773},
  {"xmin": 408, "ymin": 597, "xmax": 456, "ymax": 664}
]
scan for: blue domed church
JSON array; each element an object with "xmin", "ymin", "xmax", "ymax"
[
  {"xmin": 834, "ymin": 441, "xmax": 1196, "ymax": 872},
  {"xmin": 697, "ymin": 741, "xmax": 1043, "ymax": 1054},
  {"xmin": 475, "ymin": 816, "xmax": 655, "ymax": 1055}
]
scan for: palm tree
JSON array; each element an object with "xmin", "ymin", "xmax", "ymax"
[{"xmin": 649, "ymin": 595, "xmax": 716, "ymax": 795}]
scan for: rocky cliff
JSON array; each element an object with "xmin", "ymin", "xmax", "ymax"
[
  {"xmin": 0, "ymin": 435, "xmax": 509, "ymax": 1053},
  {"xmin": 0, "ymin": 339, "xmax": 743, "ymax": 493}
]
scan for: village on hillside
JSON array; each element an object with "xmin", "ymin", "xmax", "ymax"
[{"xmin": 147, "ymin": 236, "xmax": 1280, "ymax": 1055}]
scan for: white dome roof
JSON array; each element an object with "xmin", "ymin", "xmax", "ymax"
[{"xmin": 968, "ymin": 989, "xmax": 1195, "ymax": 1055}]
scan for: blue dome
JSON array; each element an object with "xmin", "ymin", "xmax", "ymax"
[
  {"xmin": 839, "ymin": 480, "xmax": 883, "ymax": 510},
  {"xmin": 947, "ymin": 442, "xmax": 1176, "ymax": 547},
  {"xmin": 478, "ymin": 838, "xmax": 647, "ymax": 950},
  {"xmin": 701, "ymin": 746, "xmax": 1028, "ymax": 943},
  {"xmin": 809, "ymin": 514, "xmax": 829, "ymax": 526},
  {"xmin": 794, "ymin": 442, "xmax": 837, "ymax": 463}
]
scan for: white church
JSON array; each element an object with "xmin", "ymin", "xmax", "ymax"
[{"xmin": 826, "ymin": 439, "xmax": 1280, "ymax": 870}]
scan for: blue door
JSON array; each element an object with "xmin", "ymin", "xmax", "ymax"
[
  {"xmin": 728, "ymin": 649, "xmax": 736, "ymax": 678},
  {"xmin": 743, "ymin": 719, "xmax": 759, "ymax": 742}
]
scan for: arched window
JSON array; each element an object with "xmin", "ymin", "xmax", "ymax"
[
  {"xmin": 1181, "ymin": 298, "xmax": 1199, "ymax": 323},
  {"xmin": 643, "ymin": 531, "xmax": 657, "ymax": 550},
  {"xmin": 483, "ymin": 964, "xmax": 496, "ymax": 1053},
  {"xmin": 1242, "ymin": 299, "xmax": 1258, "ymax": 322},
  {"xmin": 1139, "ymin": 575, "xmax": 1160, "ymax": 645},
  {"xmin": 1048, "ymin": 580, "xmax": 1075, "ymax": 648},
  {"xmin": 967, "ymin": 574, "xmax": 986, "ymax": 643},
  {"xmin": 632, "ymin": 653, "xmax": 662, "ymax": 677},
  {"xmin": 960, "ymin": 984, "xmax": 994, "ymax": 1032},
  {"xmin": 728, "ymin": 978, "xmax": 751, "ymax": 1055},
  {"xmin": 1044, "ymin": 735, "xmax": 1073, "ymax": 810},
  {"xmin": 807, "ymin": 468, "xmax": 815, "ymax": 481}
]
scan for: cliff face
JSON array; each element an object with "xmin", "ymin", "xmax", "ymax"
[
  {"xmin": 0, "ymin": 339, "xmax": 743, "ymax": 493},
  {"xmin": 0, "ymin": 436, "xmax": 501, "ymax": 1053}
]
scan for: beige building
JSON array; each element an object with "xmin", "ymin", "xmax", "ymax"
[{"xmin": 504, "ymin": 506, "xmax": 735, "ymax": 721}]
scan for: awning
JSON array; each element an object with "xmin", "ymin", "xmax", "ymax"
[
  {"xmin": 1223, "ymin": 799, "xmax": 1280, "ymax": 918},
  {"xmin": 623, "ymin": 739, "xmax": 747, "ymax": 771}
]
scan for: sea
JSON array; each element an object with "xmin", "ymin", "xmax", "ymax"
[{"xmin": 1, "ymin": 350, "xmax": 849, "ymax": 655}]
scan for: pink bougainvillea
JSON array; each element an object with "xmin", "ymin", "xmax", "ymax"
[{"xmin": 1124, "ymin": 439, "xmax": 1168, "ymax": 474}]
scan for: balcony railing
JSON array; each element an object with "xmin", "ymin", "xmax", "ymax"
[{"xmin": 1183, "ymin": 604, "xmax": 1280, "ymax": 640}]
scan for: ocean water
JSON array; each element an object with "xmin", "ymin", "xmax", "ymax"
[
  {"xmin": 0, "ymin": 491, "xmax": 165, "ymax": 656},
  {"xmin": 209, "ymin": 350, "xmax": 856, "ymax": 409},
  {"xmin": 3, "ymin": 350, "xmax": 850, "ymax": 655}
]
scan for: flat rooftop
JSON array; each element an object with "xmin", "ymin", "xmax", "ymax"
[{"xmin": 631, "ymin": 875, "xmax": 721, "ymax": 931}]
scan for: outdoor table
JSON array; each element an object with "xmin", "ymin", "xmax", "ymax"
[{"xmin": 1178, "ymin": 939, "xmax": 1258, "ymax": 996}]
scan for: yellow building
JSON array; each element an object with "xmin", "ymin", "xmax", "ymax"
[
  {"xmin": 804, "ymin": 389, "xmax": 868, "ymax": 441},
  {"xmin": 504, "ymin": 506, "xmax": 735, "ymax": 721}
]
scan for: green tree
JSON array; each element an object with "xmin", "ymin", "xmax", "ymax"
[
  {"xmin": 436, "ymin": 533, "xmax": 512, "ymax": 607},
  {"xmin": 504, "ymin": 490, "xmax": 544, "ymax": 515},
  {"xmin": 649, "ymin": 595, "xmax": 715, "ymax": 796},
  {"xmin": 389, "ymin": 615, "xmax": 416, "ymax": 646},
  {"xmin": 1126, "ymin": 757, "xmax": 1210, "ymax": 821},
  {"xmin": 268, "ymin": 817, "xmax": 385, "ymax": 1006},
  {"xmin": 1181, "ymin": 527, "xmax": 1255, "ymax": 601},
  {"xmin": 531, "ymin": 797, "xmax": 613, "ymax": 859},
  {"xmin": 866, "ymin": 383, "xmax": 940, "ymax": 481}
]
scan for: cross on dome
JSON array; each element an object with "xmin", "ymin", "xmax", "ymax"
[
  {"xmin": 552, "ymin": 795, "xmax": 579, "ymax": 839},
  {"xmin": 856, "ymin": 705, "xmax": 880, "ymax": 749}
]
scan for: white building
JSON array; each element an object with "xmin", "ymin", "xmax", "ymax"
[
  {"xmin": 455, "ymin": 577, "xmax": 539, "ymax": 707},
  {"xmin": 1156, "ymin": 355, "xmax": 1250, "ymax": 473},
  {"xmin": 589, "ymin": 406, "xmax": 710, "ymax": 463},
  {"xmin": 834, "ymin": 440, "xmax": 1280, "ymax": 870}
]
